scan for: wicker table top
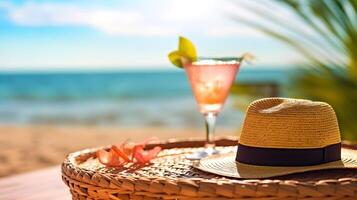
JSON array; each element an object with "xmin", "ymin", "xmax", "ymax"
[{"xmin": 62, "ymin": 137, "xmax": 357, "ymax": 199}]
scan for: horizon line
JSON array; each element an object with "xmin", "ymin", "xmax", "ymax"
[{"xmin": 0, "ymin": 64, "xmax": 293, "ymax": 73}]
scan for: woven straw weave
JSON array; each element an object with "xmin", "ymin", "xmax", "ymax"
[
  {"xmin": 239, "ymin": 98, "xmax": 341, "ymax": 148},
  {"xmin": 62, "ymin": 138, "xmax": 357, "ymax": 199}
]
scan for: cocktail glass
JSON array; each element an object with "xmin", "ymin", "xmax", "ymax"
[{"xmin": 184, "ymin": 59, "xmax": 240, "ymax": 160}]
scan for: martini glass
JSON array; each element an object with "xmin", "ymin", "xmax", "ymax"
[{"xmin": 184, "ymin": 59, "xmax": 240, "ymax": 160}]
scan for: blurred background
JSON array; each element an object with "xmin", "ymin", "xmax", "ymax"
[{"xmin": 0, "ymin": 0, "xmax": 355, "ymax": 177}]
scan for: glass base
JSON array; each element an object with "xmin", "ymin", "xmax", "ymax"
[{"xmin": 185, "ymin": 148, "xmax": 220, "ymax": 160}]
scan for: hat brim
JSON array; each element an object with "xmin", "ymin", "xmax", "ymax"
[{"xmin": 194, "ymin": 148, "xmax": 357, "ymax": 179}]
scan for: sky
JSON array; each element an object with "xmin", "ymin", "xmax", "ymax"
[{"xmin": 0, "ymin": 0, "xmax": 304, "ymax": 71}]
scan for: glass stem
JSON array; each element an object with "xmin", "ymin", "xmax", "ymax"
[{"xmin": 204, "ymin": 112, "xmax": 217, "ymax": 147}]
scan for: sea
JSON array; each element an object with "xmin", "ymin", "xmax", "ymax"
[{"xmin": 0, "ymin": 68, "xmax": 291, "ymax": 128}]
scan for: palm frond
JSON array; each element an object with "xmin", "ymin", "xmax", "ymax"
[{"xmin": 231, "ymin": 0, "xmax": 357, "ymax": 140}]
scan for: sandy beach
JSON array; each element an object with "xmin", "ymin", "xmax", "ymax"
[{"xmin": 0, "ymin": 125, "xmax": 236, "ymax": 177}]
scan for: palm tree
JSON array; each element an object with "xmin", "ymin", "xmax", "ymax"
[{"xmin": 232, "ymin": 0, "xmax": 357, "ymax": 140}]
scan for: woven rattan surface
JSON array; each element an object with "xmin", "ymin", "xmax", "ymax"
[{"xmin": 61, "ymin": 138, "xmax": 357, "ymax": 199}]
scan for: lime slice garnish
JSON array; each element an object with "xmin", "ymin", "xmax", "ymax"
[
  {"xmin": 168, "ymin": 36, "xmax": 197, "ymax": 68},
  {"xmin": 168, "ymin": 36, "xmax": 253, "ymax": 68}
]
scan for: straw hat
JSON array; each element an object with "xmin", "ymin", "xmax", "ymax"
[{"xmin": 195, "ymin": 97, "xmax": 357, "ymax": 178}]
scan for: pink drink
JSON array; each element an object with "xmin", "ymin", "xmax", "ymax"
[{"xmin": 184, "ymin": 60, "xmax": 240, "ymax": 115}]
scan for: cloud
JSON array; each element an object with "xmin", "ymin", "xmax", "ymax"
[
  {"xmin": 1, "ymin": 0, "xmax": 268, "ymax": 37},
  {"xmin": 3, "ymin": 2, "xmax": 178, "ymax": 36},
  {"xmin": 206, "ymin": 27, "xmax": 265, "ymax": 37}
]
